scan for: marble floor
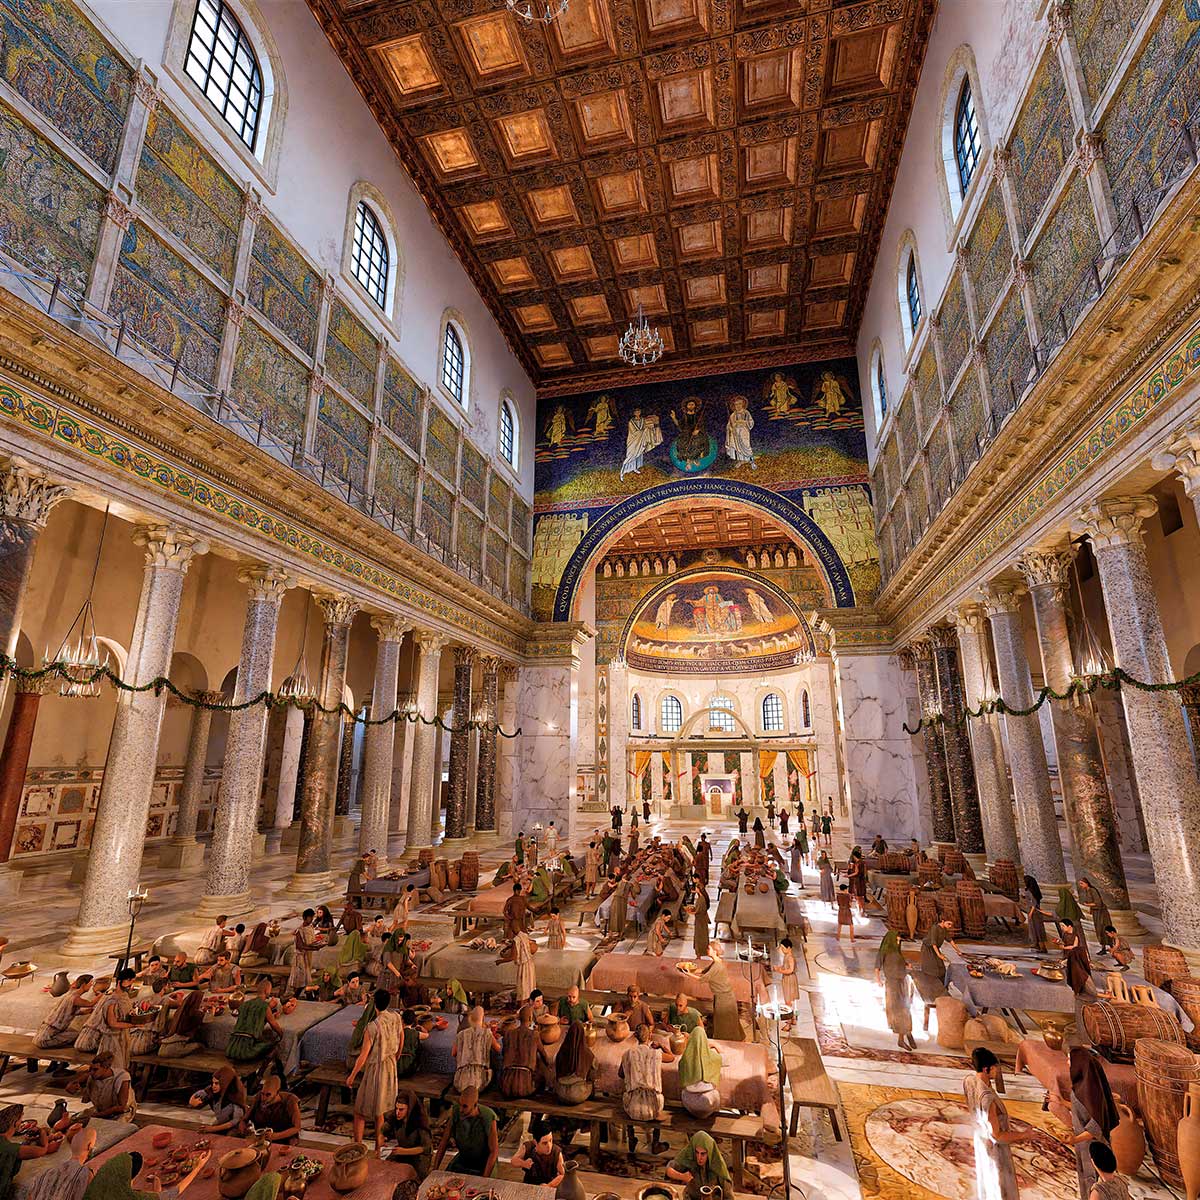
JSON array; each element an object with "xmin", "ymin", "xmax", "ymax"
[{"xmin": 0, "ymin": 811, "xmax": 1181, "ymax": 1200}]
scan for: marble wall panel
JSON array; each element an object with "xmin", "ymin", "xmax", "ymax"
[
  {"xmin": 137, "ymin": 104, "xmax": 241, "ymax": 282},
  {"xmin": 0, "ymin": 0, "xmax": 132, "ymax": 174},
  {"xmin": 0, "ymin": 102, "xmax": 102, "ymax": 292},
  {"xmin": 460, "ymin": 439, "xmax": 486, "ymax": 512},
  {"xmin": 982, "ymin": 288, "xmax": 1033, "ymax": 420},
  {"xmin": 457, "ymin": 505, "xmax": 484, "ymax": 570},
  {"xmin": 315, "ymin": 389, "xmax": 370, "ymax": 492},
  {"xmin": 424, "ymin": 404, "xmax": 459, "ymax": 484},
  {"xmin": 248, "ymin": 217, "xmax": 320, "ymax": 355},
  {"xmin": 938, "ymin": 270, "xmax": 971, "ymax": 386},
  {"xmin": 511, "ymin": 497, "xmax": 531, "ymax": 554},
  {"xmin": 1008, "ymin": 50, "xmax": 1073, "ymax": 236},
  {"xmin": 1102, "ymin": 1, "xmax": 1200, "ymax": 236},
  {"xmin": 420, "ymin": 473, "xmax": 454, "ymax": 553},
  {"xmin": 382, "ymin": 357, "xmax": 422, "ymax": 452},
  {"xmin": 373, "ymin": 437, "xmax": 417, "ymax": 528},
  {"xmin": 489, "ymin": 471, "xmax": 512, "ymax": 528},
  {"xmin": 324, "ymin": 298, "xmax": 377, "ymax": 407},
  {"xmin": 230, "ymin": 317, "xmax": 309, "ymax": 446},
  {"xmin": 964, "ymin": 183, "xmax": 1012, "ymax": 323},
  {"xmin": 1072, "ymin": 0, "xmax": 1152, "ymax": 111},
  {"xmin": 515, "ymin": 661, "xmax": 578, "ymax": 840},
  {"xmin": 486, "ymin": 527, "xmax": 507, "ymax": 587},
  {"xmin": 1029, "ymin": 171, "xmax": 1101, "ymax": 338},
  {"xmin": 109, "ymin": 222, "xmax": 223, "ymax": 385}
]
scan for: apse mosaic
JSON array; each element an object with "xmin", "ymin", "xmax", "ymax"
[{"xmin": 532, "ymin": 359, "xmax": 876, "ymax": 620}]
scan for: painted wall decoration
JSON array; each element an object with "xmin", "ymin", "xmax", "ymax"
[
  {"xmin": 315, "ymin": 388, "xmax": 370, "ymax": 493},
  {"xmin": 425, "ymin": 404, "xmax": 459, "ymax": 485},
  {"xmin": 382, "ymin": 357, "xmax": 422, "ymax": 452},
  {"xmin": 461, "ymin": 440, "xmax": 486, "ymax": 512},
  {"xmin": 1072, "ymin": 0, "xmax": 1152, "ymax": 110},
  {"xmin": 489, "ymin": 472, "xmax": 512, "ymax": 528},
  {"xmin": 964, "ymin": 184, "xmax": 1013, "ymax": 324},
  {"xmin": 230, "ymin": 317, "xmax": 309, "ymax": 446},
  {"xmin": 1008, "ymin": 49, "xmax": 1073, "ymax": 236},
  {"xmin": 511, "ymin": 497, "xmax": 531, "ymax": 554},
  {"xmin": 983, "ymin": 287, "xmax": 1033, "ymax": 420},
  {"xmin": 509, "ymin": 553, "xmax": 529, "ymax": 604},
  {"xmin": 532, "ymin": 358, "xmax": 876, "ymax": 620},
  {"xmin": 622, "ymin": 567, "xmax": 816, "ymax": 674},
  {"xmin": 938, "ymin": 270, "xmax": 971, "ymax": 386},
  {"xmin": 457, "ymin": 505, "xmax": 484, "ymax": 571},
  {"xmin": 1030, "ymin": 171, "xmax": 1101, "ymax": 336},
  {"xmin": 248, "ymin": 217, "xmax": 320, "ymax": 356},
  {"xmin": 374, "ymin": 437, "xmax": 417, "ymax": 528},
  {"xmin": 420, "ymin": 473, "xmax": 454, "ymax": 554},
  {"xmin": 486, "ymin": 528, "xmax": 507, "ymax": 587},
  {"xmin": 325, "ymin": 298, "xmax": 377, "ymax": 408}
]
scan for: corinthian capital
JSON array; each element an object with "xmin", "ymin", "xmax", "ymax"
[
  {"xmin": 896, "ymin": 647, "xmax": 916, "ymax": 672},
  {"xmin": 478, "ymin": 654, "xmax": 502, "ymax": 675},
  {"xmin": 952, "ymin": 601, "xmax": 988, "ymax": 635},
  {"xmin": 1072, "ymin": 496, "xmax": 1157, "ymax": 550},
  {"xmin": 1075, "ymin": 131, "xmax": 1104, "ymax": 175},
  {"xmin": 0, "ymin": 457, "xmax": 70, "ymax": 527},
  {"xmin": 133, "ymin": 524, "xmax": 208, "ymax": 572},
  {"xmin": 238, "ymin": 564, "xmax": 294, "ymax": 604},
  {"xmin": 453, "ymin": 645, "xmax": 478, "ymax": 669},
  {"xmin": 926, "ymin": 624, "xmax": 958, "ymax": 651},
  {"xmin": 370, "ymin": 614, "xmax": 412, "ymax": 643},
  {"xmin": 1047, "ymin": 0, "xmax": 1071, "ymax": 46},
  {"xmin": 981, "ymin": 582, "xmax": 1026, "ymax": 617},
  {"xmin": 1152, "ymin": 420, "xmax": 1200, "ymax": 498},
  {"xmin": 1015, "ymin": 545, "xmax": 1076, "ymax": 595},
  {"xmin": 413, "ymin": 628, "xmax": 449, "ymax": 655},
  {"xmin": 314, "ymin": 591, "xmax": 360, "ymax": 627}
]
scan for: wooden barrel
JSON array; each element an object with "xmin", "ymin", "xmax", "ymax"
[
  {"xmin": 417, "ymin": 848, "xmax": 434, "ymax": 868},
  {"xmin": 884, "ymin": 879, "xmax": 913, "ymax": 931},
  {"xmin": 1170, "ymin": 977, "xmax": 1200, "ymax": 1051},
  {"xmin": 942, "ymin": 848, "xmax": 965, "ymax": 875},
  {"xmin": 956, "ymin": 881, "xmax": 986, "ymax": 938},
  {"xmin": 1084, "ymin": 1000, "xmax": 1187, "ymax": 1063},
  {"xmin": 916, "ymin": 891, "xmax": 939, "ymax": 935},
  {"xmin": 935, "ymin": 888, "xmax": 961, "ymax": 935},
  {"xmin": 1135, "ymin": 1037, "xmax": 1200, "ymax": 1185},
  {"xmin": 989, "ymin": 859, "xmax": 1019, "ymax": 899},
  {"xmin": 429, "ymin": 858, "xmax": 448, "ymax": 890},
  {"xmin": 1143, "ymin": 944, "xmax": 1190, "ymax": 993},
  {"xmin": 880, "ymin": 851, "xmax": 910, "ymax": 874},
  {"xmin": 460, "ymin": 851, "xmax": 480, "ymax": 891},
  {"xmin": 918, "ymin": 860, "xmax": 943, "ymax": 888},
  {"xmin": 935, "ymin": 844, "xmax": 949, "ymax": 864}
]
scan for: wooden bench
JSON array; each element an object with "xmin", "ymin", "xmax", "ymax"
[
  {"xmin": 783, "ymin": 1037, "xmax": 842, "ymax": 1141},
  {"xmin": 576, "ymin": 897, "xmax": 603, "ymax": 929},
  {"xmin": 302, "ymin": 1066, "xmax": 450, "ymax": 1125},
  {"xmin": 0, "ymin": 1032, "xmax": 94, "ymax": 1080},
  {"xmin": 107, "ymin": 942, "xmax": 155, "ymax": 972}
]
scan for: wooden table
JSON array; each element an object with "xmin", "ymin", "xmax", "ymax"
[
  {"xmin": 108, "ymin": 942, "xmax": 155, "ymax": 971},
  {"xmin": 420, "ymin": 1169, "xmax": 554, "ymax": 1200}
]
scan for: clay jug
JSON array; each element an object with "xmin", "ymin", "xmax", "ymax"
[
  {"xmin": 49, "ymin": 971, "xmax": 71, "ymax": 998},
  {"xmin": 218, "ymin": 1147, "xmax": 262, "ymax": 1198},
  {"xmin": 557, "ymin": 1160, "xmax": 587, "ymax": 1200},
  {"xmin": 1110, "ymin": 1100, "xmax": 1146, "ymax": 1177},
  {"xmin": 681, "ymin": 1081, "xmax": 721, "ymax": 1118},
  {"xmin": 330, "ymin": 1142, "xmax": 370, "ymax": 1193},
  {"xmin": 905, "ymin": 893, "xmax": 918, "ymax": 940},
  {"xmin": 277, "ymin": 1166, "xmax": 308, "ymax": 1198},
  {"xmin": 1179, "ymin": 1084, "xmax": 1200, "ymax": 1200}
]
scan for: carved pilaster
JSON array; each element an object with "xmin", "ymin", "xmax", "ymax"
[{"xmin": 0, "ymin": 458, "xmax": 70, "ymax": 529}]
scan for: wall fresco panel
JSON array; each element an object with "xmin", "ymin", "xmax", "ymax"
[
  {"xmin": 382, "ymin": 358, "xmax": 422, "ymax": 452},
  {"xmin": 925, "ymin": 419, "xmax": 951, "ymax": 505},
  {"xmin": 948, "ymin": 365, "xmax": 986, "ymax": 469},
  {"xmin": 938, "ymin": 270, "xmax": 971, "ymax": 386},
  {"xmin": 373, "ymin": 438, "xmax": 417, "ymax": 528},
  {"xmin": 489, "ymin": 471, "xmax": 512, "ymax": 529},
  {"xmin": 460, "ymin": 440, "xmax": 486, "ymax": 512},
  {"xmin": 248, "ymin": 218, "xmax": 320, "ymax": 356},
  {"xmin": 509, "ymin": 553, "xmax": 529, "ymax": 602},
  {"xmin": 982, "ymin": 288, "xmax": 1033, "ymax": 422},
  {"xmin": 1008, "ymin": 51, "xmax": 1073, "ymax": 236},
  {"xmin": 486, "ymin": 528, "xmax": 508, "ymax": 587},
  {"xmin": 913, "ymin": 343, "xmax": 942, "ymax": 439},
  {"xmin": 964, "ymin": 184, "xmax": 1012, "ymax": 323},
  {"xmin": 511, "ymin": 496, "xmax": 531, "ymax": 553},
  {"xmin": 895, "ymin": 396, "xmax": 917, "ymax": 469},
  {"xmin": 316, "ymin": 389, "xmax": 370, "ymax": 493},
  {"xmin": 229, "ymin": 318, "xmax": 309, "ymax": 446},
  {"xmin": 425, "ymin": 404, "xmax": 459, "ymax": 484},
  {"xmin": 457, "ymin": 505, "xmax": 484, "ymax": 570},
  {"xmin": 324, "ymin": 298, "xmax": 377, "ymax": 408}
]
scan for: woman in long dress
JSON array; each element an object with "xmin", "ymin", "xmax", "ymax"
[
  {"xmin": 646, "ymin": 911, "xmax": 672, "ymax": 957},
  {"xmin": 287, "ymin": 910, "xmax": 320, "ymax": 997},
  {"xmin": 875, "ymin": 931, "xmax": 915, "ymax": 1049},
  {"xmin": 692, "ymin": 886, "xmax": 710, "ymax": 958},
  {"xmin": 752, "ymin": 817, "xmax": 766, "ymax": 849},
  {"xmin": 512, "ymin": 929, "xmax": 537, "ymax": 1002},
  {"xmin": 1023, "ymin": 876, "xmax": 1051, "ymax": 953},
  {"xmin": 789, "ymin": 836, "xmax": 804, "ymax": 886},
  {"xmin": 584, "ymin": 842, "xmax": 601, "ymax": 897},
  {"xmin": 453, "ymin": 1006, "xmax": 500, "ymax": 1094},
  {"xmin": 1069, "ymin": 1047, "xmax": 1120, "ymax": 1200},
  {"xmin": 94, "ymin": 971, "xmax": 137, "ymax": 1071},
  {"xmin": 847, "ymin": 848, "xmax": 867, "ymax": 914},
  {"xmin": 778, "ymin": 937, "xmax": 800, "ymax": 1029},
  {"xmin": 694, "ymin": 943, "xmax": 742, "ymax": 1042},
  {"xmin": 964, "ymin": 1047, "xmax": 1032, "ymax": 1200},
  {"xmin": 348, "ymin": 989, "xmax": 404, "ymax": 1154},
  {"xmin": 1077, "ymin": 878, "xmax": 1112, "ymax": 953},
  {"xmin": 1058, "ymin": 919, "xmax": 1095, "ymax": 1001},
  {"xmin": 546, "ymin": 908, "xmax": 567, "ymax": 951},
  {"xmin": 817, "ymin": 851, "xmax": 835, "ymax": 906}
]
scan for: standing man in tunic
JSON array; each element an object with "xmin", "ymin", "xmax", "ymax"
[
  {"xmin": 347, "ymin": 988, "xmax": 403, "ymax": 1155},
  {"xmin": 504, "ymin": 883, "xmax": 529, "ymax": 941}
]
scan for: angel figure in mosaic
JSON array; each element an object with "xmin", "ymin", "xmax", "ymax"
[{"xmin": 816, "ymin": 371, "xmax": 848, "ymax": 417}]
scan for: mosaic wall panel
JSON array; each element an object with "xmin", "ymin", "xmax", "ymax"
[
  {"xmin": 913, "ymin": 343, "xmax": 942, "ymax": 439},
  {"xmin": 0, "ymin": 103, "xmax": 101, "ymax": 293},
  {"xmin": 511, "ymin": 497, "xmax": 531, "ymax": 553},
  {"xmin": 316, "ymin": 389, "xmax": 370, "ymax": 493},
  {"xmin": 895, "ymin": 396, "xmax": 918, "ymax": 469},
  {"xmin": 509, "ymin": 552, "xmax": 529, "ymax": 602},
  {"xmin": 248, "ymin": 218, "xmax": 320, "ymax": 356},
  {"xmin": 489, "ymin": 471, "xmax": 512, "ymax": 527},
  {"xmin": 382, "ymin": 357, "xmax": 422, "ymax": 452},
  {"xmin": 138, "ymin": 104, "xmax": 241, "ymax": 282},
  {"xmin": 1102, "ymin": 1, "xmax": 1200, "ymax": 237},
  {"xmin": 1029, "ymin": 171, "xmax": 1101, "ymax": 339},
  {"xmin": 486, "ymin": 527, "xmax": 507, "ymax": 587},
  {"xmin": 456, "ymin": 504, "xmax": 484, "ymax": 570},
  {"xmin": 424, "ymin": 404, "xmax": 459, "ymax": 484},
  {"xmin": 230, "ymin": 317, "xmax": 309, "ymax": 446},
  {"xmin": 948, "ymin": 365, "xmax": 986, "ymax": 468},
  {"xmin": 0, "ymin": 0, "xmax": 132, "ymax": 174},
  {"xmin": 907, "ymin": 462, "xmax": 931, "ymax": 525},
  {"xmin": 460, "ymin": 439, "xmax": 486, "ymax": 512},
  {"xmin": 420, "ymin": 473, "xmax": 454, "ymax": 553},
  {"xmin": 964, "ymin": 184, "xmax": 1013, "ymax": 322},
  {"xmin": 1008, "ymin": 50, "xmax": 1073, "ymax": 237},
  {"xmin": 324, "ymin": 298, "xmax": 378, "ymax": 408},
  {"xmin": 1073, "ymin": 0, "xmax": 1152, "ymax": 111},
  {"xmin": 881, "ymin": 437, "xmax": 900, "ymax": 504},
  {"xmin": 925, "ymin": 419, "xmax": 951, "ymax": 499},
  {"xmin": 938, "ymin": 270, "xmax": 971, "ymax": 386},
  {"xmin": 373, "ymin": 437, "xmax": 417, "ymax": 528},
  {"xmin": 870, "ymin": 461, "xmax": 888, "ymax": 517},
  {"xmin": 110, "ymin": 222, "xmax": 223, "ymax": 386},
  {"xmin": 983, "ymin": 288, "xmax": 1033, "ymax": 421}
]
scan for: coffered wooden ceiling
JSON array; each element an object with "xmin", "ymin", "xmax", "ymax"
[
  {"xmin": 605, "ymin": 504, "xmax": 795, "ymax": 553},
  {"xmin": 308, "ymin": 0, "xmax": 934, "ymax": 394}
]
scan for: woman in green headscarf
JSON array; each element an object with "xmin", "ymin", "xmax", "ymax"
[
  {"xmin": 677, "ymin": 1026, "xmax": 722, "ymax": 1089},
  {"xmin": 82, "ymin": 1153, "xmax": 156, "ymax": 1199},
  {"xmin": 874, "ymin": 930, "xmax": 915, "ymax": 1050},
  {"xmin": 1056, "ymin": 886, "xmax": 1083, "ymax": 928},
  {"xmin": 666, "ymin": 1132, "xmax": 733, "ymax": 1200}
]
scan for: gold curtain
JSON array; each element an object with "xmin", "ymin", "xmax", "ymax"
[
  {"xmin": 787, "ymin": 748, "xmax": 813, "ymax": 776},
  {"xmin": 759, "ymin": 750, "xmax": 778, "ymax": 779},
  {"xmin": 632, "ymin": 751, "xmax": 652, "ymax": 780}
]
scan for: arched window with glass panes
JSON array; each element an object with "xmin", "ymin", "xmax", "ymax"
[
  {"xmin": 762, "ymin": 693, "xmax": 784, "ymax": 732},
  {"xmin": 660, "ymin": 695, "xmax": 682, "ymax": 733},
  {"xmin": 906, "ymin": 254, "xmax": 922, "ymax": 335},
  {"xmin": 801, "ymin": 689, "xmax": 811, "ymax": 729},
  {"xmin": 709, "ymin": 695, "xmax": 735, "ymax": 733},
  {"xmin": 350, "ymin": 202, "xmax": 389, "ymax": 311},
  {"xmin": 442, "ymin": 323, "xmax": 465, "ymax": 406},
  {"xmin": 631, "ymin": 693, "xmax": 642, "ymax": 731},
  {"xmin": 876, "ymin": 355, "xmax": 888, "ymax": 418},
  {"xmin": 184, "ymin": 0, "xmax": 264, "ymax": 151},
  {"xmin": 499, "ymin": 399, "xmax": 517, "ymax": 470},
  {"xmin": 954, "ymin": 76, "xmax": 982, "ymax": 194}
]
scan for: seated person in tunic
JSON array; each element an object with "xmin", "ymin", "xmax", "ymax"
[
  {"xmin": 0, "ymin": 1103, "xmax": 57, "ymax": 1193},
  {"xmin": 35, "ymin": 973, "xmax": 95, "ymax": 1048},
  {"xmin": 188, "ymin": 1066, "xmax": 248, "ymax": 1133},
  {"xmin": 334, "ymin": 971, "xmax": 368, "ymax": 1007},
  {"xmin": 195, "ymin": 916, "xmax": 233, "ymax": 966},
  {"xmin": 225, "ymin": 977, "xmax": 284, "ymax": 1062},
  {"xmin": 433, "ymin": 1086, "xmax": 499, "ymax": 1177},
  {"xmin": 237, "ymin": 1074, "xmax": 302, "ymax": 1143},
  {"xmin": 61, "ymin": 1053, "xmax": 134, "ymax": 1123},
  {"xmin": 668, "ymin": 992, "xmax": 703, "ymax": 1033},
  {"xmin": 384, "ymin": 1090, "xmax": 432, "ymax": 1182},
  {"xmin": 136, "ymin": 957, "xmax": 169, "ymax": 992},
  {"xmin": 166, "ymin": 951, "xmax": 201, "ymax": 991},
  {"xmin": 667, "ymin": 1131, "xmax": 734, "ymax": 1200},
  {"xmin": 24, "ymin": 1124, "xmax": 94, "ymax": 1200},
  {"xmin": 197, "ymin": 949, "xmax": 241, "ymax": 994},
  {"xmin": 527, "ymin": 989, "xmax": 549, "ymax": 1025},
  {"xmin": 511, "ymin": 1118, "xmax": 566, "ymax": 1188},
  {"xmin": 557, "ymin": 984, "xmax": 590, "ymax": 1025},
  {"xmin": 620, "ymin": 985, "xmax": 657, "ymax": 1031}
]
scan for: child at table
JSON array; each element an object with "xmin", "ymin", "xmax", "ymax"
[{"xmin": 646, "ymin": 910, "xmax": 673, "ymax": 957}]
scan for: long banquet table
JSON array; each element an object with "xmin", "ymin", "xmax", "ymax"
[
  {"xmin": 300, "ymin": 1007, "xmax": 472, "ymax": 1073},
  {"xmin": 421, "ymin": 939, "xmax": 597, "ymax": 992},
  {"xmin": 589, "ymin": 951, "xmax": 761, "ymax": 1004},
  {"xmin": 198, "ymin": 997, "xmax": 340, "ymax": 1074},
  {"xmin": 420, "ymin": 1169, "xmax": 554, "ymax": 1200},
  {"xmin": 595, "ymin": 881, "xmax": 656, "ymax": 930},
  {"xmin": 12, "ymin": 1106, "xmax": 134, "ymax": 1199}
]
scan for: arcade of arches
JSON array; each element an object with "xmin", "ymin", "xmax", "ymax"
[{"xmin": 2, "ymin": 1, "xmax": 1200, "ymax": 1199}]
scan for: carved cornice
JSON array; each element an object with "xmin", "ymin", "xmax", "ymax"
[
  {"xmin": 524, "ymin": 621, "xmax": 594, "ymax": 662},
  {"xmin": 1072, "ymin": 495, "xmax": 1156, "ymax": 551},
  {"xmin": 1152, "ymin": 419, "xmax": 1200, "ymax": 497},
  {"xmin": 810, "ymin": 606, "xmax": 893, "ymax": 655}
]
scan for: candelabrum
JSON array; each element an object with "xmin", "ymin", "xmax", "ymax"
[
  {"xmin": 619, "ymin": 303, "xmax": 665, "ymax": 366},
  {"xmin": 505, "ymin": 0, "xmax": 568, "ymax": 23},
  {"xmin": 121, "ymin": 884, "xmax": 148, "ymax": 972}
]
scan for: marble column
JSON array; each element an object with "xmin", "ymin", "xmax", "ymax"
[
  {"xmin": 270, "ymin": 704, "xmax": 306, "ymax": 849},
  {"xmin": 334, "ymin": 717, "xmax": 355, "ymax": 817},
  {"xmin": 444, "ymin": 646, "xmax": 476, "ymax": 843},
  {"xmin": 359, "ymin": 617, "xmax": 408, "ymax": 866},
  {"xmin": 1016, "ymin": 546, "xmax": 1137, "ymax": 930},
  {"xmin": 288, "ymin": 593, "xmax": 358, "ymax": 897},
  {"xmin": 607, "ymin": 659, "xmax": 630, "ymax": 816},
  {"xmin": 910, "ymin": 637, "xmax": 956, "ymax": 845},
  {"xmin": 1073, "ymin": 497, "xmax": 1200, "ymax": 960},
  {"xmin": 983, "ymin": 584, "xmax": 1067, "ymax": 888},
  {"xmin": 496, "ymin": 663, "xmax": 519, "ymax": 839},
  {"xmin": 952, "ymin": 604, "xmax": 1020, "ymax": 865},
  {"xmin": 929, "ymin": 625, "xmax": 986, "ymax": 860},
  {"xmin": 158, "ymin": 692, "xmax": 223, "ymax": 870},
  {"xmin": 65, "ymin": 525, "xmax": 207, "ymax": 955},
  {"xmin": 474, "ymin": 657, "xmax": 500, "ymax": 834},
  {"xmin": 465, "ymin": 724, "xmax": 479, "ymax": 831},
  {"xmin": 650, "ymin": 748, "xmax": 664, "ymax": 814},
  {"xmin": 0, "ymin": 677, "xmax": 52, "ymax": 872},
  {"xmin": 199, "ymin": 565, "xmax": 293, "ymax": 916},
  {"xmin": 405, "ymin": 630, "xmax": 448, "ymax": 855},
  {"xmin": 390, "ymin": 703, "xmax": 414, "ymax": 838}
]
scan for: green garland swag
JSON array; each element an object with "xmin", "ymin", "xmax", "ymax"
[
  {"xmin": 902, "ymin": 665, "xmax": 1200, "ymax": 735},
  {"xmin": 0, "ymin": 653, "xmax": 521, "ymax": 738}
]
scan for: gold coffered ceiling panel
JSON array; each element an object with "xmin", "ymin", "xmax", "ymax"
[{"xmin": 308, "ymin": 0, "xmax": 933, "ymax": 394}]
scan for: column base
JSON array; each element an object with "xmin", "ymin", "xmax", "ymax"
[
  {"xmin": 964, "ymin": 853, "xmax": 988, "ymax": 873},
  {"xmin": 194, "ymin": 890, "xmax": 253, "ymax": 920},
  {"xmin": 280, "ymin": 825, "xmax": 302, "ymax": 850},
  {"xmin": 0, "ymin": 866, "xmax": 22, "ymax": 900},
  {"xmin": 158, "ymin": 839, "xmax": 206, "ymax": 871},
  {"xmin": 404, "ymin": 843, "xmax": 432, "ymax": 864},
  {"xmin": 442, "ymin": 836, "xmax": 470, "ymax": 848},
  {"xmin": 283, "ymin": 870, "xmax": 338, "ymax": 900},
  {"xmin": 1109, "ymin": 909, "xmax": 1151, "ymax": 939},
  {"xmin": 1169, "ymin": 943, "xmax": 1200, "ymax": 977},
  {"xmin": 61, "ymin": 921, "xmax": 131, "ymax": 959}
]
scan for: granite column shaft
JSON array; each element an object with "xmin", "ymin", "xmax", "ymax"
[
  {"xmin": 0, "ymin": 679, "xmax": 50, "ymax": 864},
  {"xmin": 474, "ymin": 657, "xmax": 500, "ymax": 834},
  {"xmin": 444, "ymin": 646, "xmax": 476, "ymax": 842},
  {"xmin": 158, "ymin": 692, "xmax": 222, "ymax": 870},
  {"xmin": 405, "ymin": 631, "xmax": 447, "ymax": 853},
  {"xmin": 911, "ymin": 637, "xmax": 955, "ymax": 844},
  {"xmin": 929, "ymin": 626, "xmax": 986, "ymax": 857},
  {"xmin": 358, "ymin": 617, "xmax": 407, "ymax": 865}
]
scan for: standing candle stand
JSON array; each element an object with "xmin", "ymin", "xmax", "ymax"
[{"xmin": 119, "ymin": 884, "xmax": 148, "ymax": 972}]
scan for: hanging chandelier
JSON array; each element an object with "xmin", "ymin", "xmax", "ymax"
[
  {"xmin": 1070, "ymin": 550, "xmax": 1110, "ymax": 697},
  {"xmin": 505, "ymin": 0, "xmax": 568, "ymax": 24},
  {"xmin": 619, "ymin": 303, "xmax": 664, "ymax": 367},
  {"xmin": 278, "ymin": 595, "xmax": 315, "ymax": 705},
  {"xmin": 46, "ymin": 505, "xmax": 110, "ymax": 697}
]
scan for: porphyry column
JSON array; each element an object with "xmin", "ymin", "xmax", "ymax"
[
  {"xmin": 158, "ymin": 691, "xmax": 224, "ymax": 870},
  {"xmin": 983, "ymin": 583, "xmax": 1066, "ymax": 888},
  {"xmin": 444, "ymin": 646, "xmax": 476, "ymax": 843},
  {"xmin": 405, "ymin": 630, "xmax": 448, "ymax": 855},
  {"xmin": 1074, "ymin": 498, "xmax": 1200, "ymax": 962},
  {"xmin": 358, "ymin": 616, "xmax": 408, "ymax": 866},
  {"xmin": 199, "ymin": 565, "xmax": 293, "ymax": 916},
  {"xmin": 952, "ymin": 604, "xmax": 1020, "ymax": 866},
  {"xmin": 288, "ymin": 592, "xmax": 358, "ymax": 896},
  {"xmin": 1017, "ymin": 546, "xmax": 1138, "ymax": 932},
  {"xmin": 474, "ymin": 656, "xmax": 501, "ymax": 835},
  {"xmin": 928, "ymin": 625, "xmax": 986, "ymax": 861},
  {"xmin": 65, "ymin": 525, "xmax": 207, "ymax": 956},
  {"xmin": 0, "ymin": 677, "xmax": 53, "ymax": 880},
  {"xmin": 910, "ymin": 636, "xmax": 956, "ymax": 846}
]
